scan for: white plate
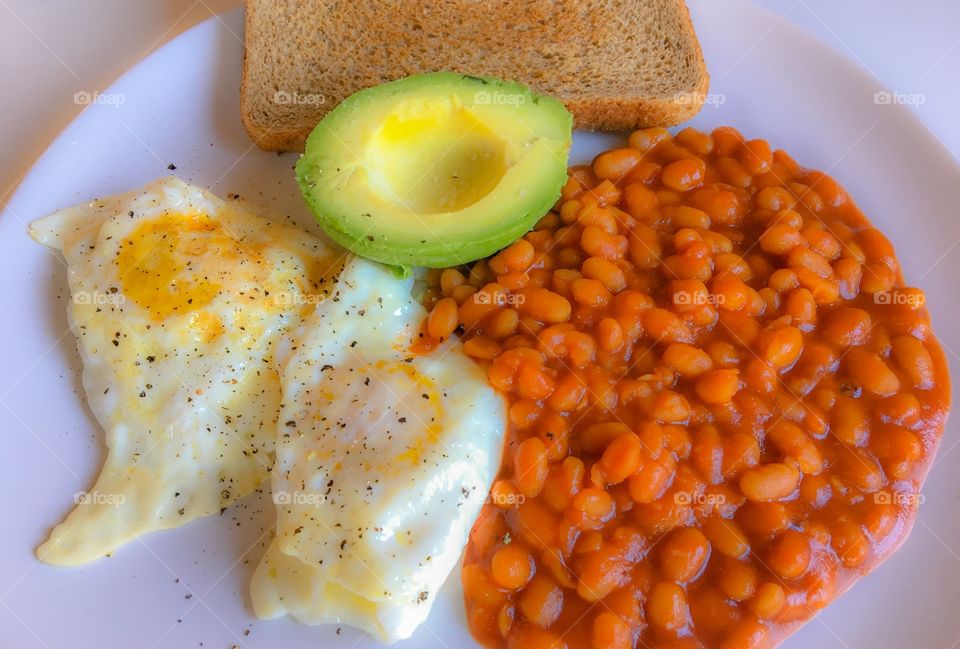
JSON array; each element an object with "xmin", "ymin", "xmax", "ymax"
[{"xmin": 2, "ymin": 3, "xmax": 959, "ymax": 648}]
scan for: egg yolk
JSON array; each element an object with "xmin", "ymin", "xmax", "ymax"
[{"xmin": 117, "ymin": 212, "xmax": 246, "ymax": 320}]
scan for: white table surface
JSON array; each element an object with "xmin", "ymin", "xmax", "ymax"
[{"xmin": 1, "ymin": 0, "xmax": 959, "ymax": 214}]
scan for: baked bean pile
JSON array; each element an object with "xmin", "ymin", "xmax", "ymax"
[{"xmin": 423, "ymin": 126, "xmax": 950, "ymax": 649}]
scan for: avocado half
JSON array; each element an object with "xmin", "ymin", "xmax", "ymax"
[{"xmin": 296, "ymin": 72, "xmax": 573, "ymax": 270}]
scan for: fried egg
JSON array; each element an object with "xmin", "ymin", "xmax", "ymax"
[
  {"xmin": 29, "ymin": 177, "xmax": 343, "ymax": 566},
  {"xmin": 250, "ymin": 256, "xmax": 506, "ymax": 642}
]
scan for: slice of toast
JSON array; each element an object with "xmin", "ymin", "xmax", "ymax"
[{"xmin": 241, "ymin": 0, "xmax": 709, "ymax": 152}]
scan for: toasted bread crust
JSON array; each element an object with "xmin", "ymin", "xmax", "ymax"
[{"xmin": 241, "ymin": 0, "xmax": 709, "ymax": 152}]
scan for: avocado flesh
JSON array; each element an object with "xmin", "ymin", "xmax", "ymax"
[{"xmin": 296, "ymin": 72, "xmax": 573, "ymax": 268}]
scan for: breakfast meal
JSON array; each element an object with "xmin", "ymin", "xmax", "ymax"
[{"xmin": 25, "ymin": 1, "xmax": 951, "ymax": 648}]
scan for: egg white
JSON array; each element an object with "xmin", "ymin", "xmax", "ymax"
[
  {"xmin": 250, "ymin": 256, "xmax": 506, "ymax": 642},
  {"xmin": 29, "ymin": 176, "xmax": 343, "ymax": 566}
]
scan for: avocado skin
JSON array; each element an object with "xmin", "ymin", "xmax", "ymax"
[{"xmin": 296, "ymin": 72, "xmax": 572, "ymax": 269}]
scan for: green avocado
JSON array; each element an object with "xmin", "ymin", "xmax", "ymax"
[{"xmin": 296, "ymin": 72, "xmax": 572, "ymax": 271}]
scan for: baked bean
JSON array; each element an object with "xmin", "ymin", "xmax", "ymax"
[
  {"xmin": 876, "ymin": 391, "xmax": 922, "ymax": 427},
  {"xmin": 507, "ymin": 627, "xmax": 567, "ymax": 649},
  {"xmin": 804, "ymin": 228, "xmax": 841, "ymax": 260},
  {"xmin": 759, "ymin": 224, "xmax": 802, "ymax": 256},
  {"xmin": 662, "ymin": 158, "xmax": 706, "ymax": 192},
  {"xmin": 708, "ymin": 341, "xmax": 741, "ymax": 368},
  {"xmin": 662, "ymin": 343, "xmax": 714, "ymax": 377},
  {"xmin": 675, "ymin": 127, "xmax": 714, "ymax": 156},
  {"xmin": 628, "ymin": 224, "xmax": 662, "ymax": 268},
  {"xmin": 717, "ymin": 157, "xmax": 753, "ymax": 188},
  {"xmin": 719, "ymin": 619, "xmax": 768, "ymax": 649},
  {"xmin": 644, "ymin": 308, "xmax": 695, "ymax": 344},
  {"xmin": 490, "ymin": 310, "xmax": 521, "ymax": 341},
  {"xmin": 621, "ymin": 183, "xmax": 658, "ymax": 218},
  {"xmin": 518, "ymin": 574, "xmax": 564, "ymax": 627},
  {"xmin": 833, "ymin": 257, "xmax": 863, "ymax": 299},
  {"xmin": 581, "ymin": 180, "xmax": 622, "ymax": 208},
  {"xmin": 872, "ymin": 425, "xmax": 922, "ymax": 480},
  {"xmin": 768, "ymin": 529, "xmax": 812, "ymax": 579},
  {"xmin": 440, "ymin": 268, "xmax": 467, "ymax": 295},
  {"xmin": 514, "ymin": 438, "xmax": 550, "ymax": 497},
  {"xmin": 740, "ymin": 139, "xmax": 773, "ymax": 174},
  {"xmin": 757, "ymin": 325, "xmax": 804, "ymax": 369},
  {"xmin": 701, "ymin": 516, "xmax": 750, "ymax": 559},
  {"xmin": 628, "ymin": 456, "xmax": 674, "ymax": 504},
  {"xmin": 519, "ymin": 288, "xmax": 572, "ymax": 324},
  {"xmin": 768, "ymin": 268, "xmax": 799, "ymax": 292},
  {"xmin": 844, "ymin": 348, "xmax": 900, "ymax": 396},
  {"xmin": 541, "ymin": 456, "xmax": 584, "ymax": 513},
  {"xmin": 628, "ymin": 127, "xmax": 671, "ymax": 154},
  {"xmin": 582, "ymin": 225, "xmax": 628, "ymax": 260},
  {"xmin": 712, "ymin": 126, "xmax": 744, "ymax": 156},
  {"xmin": 463, "ymin": 563, "xmax": 507, "ymax": 608},
  {"xmin": 788, "ymin": 247, "xmax": 833, "ymax": 279},
  {"xmin": 831, "ymin": 396, "xmax": 868, "ymax": 446},
  {"xmin": 490, "ymin": 240, "xmax": 536, "ymax": 275},
  {"xmin": 822, "ymin": 307, "xmax": 872, "ymax": 347},
  {"xmin": 718, "ymin": 558, "xmax": 758, "ymax": 601},
  {"xmin": 582, "ymin": 257, "xmax": 627, "ymax": 293},
  {"xmin": 739, "ymin": 463, "xmax": 800, "ymax": 502},
  {"xmin": 592, "ymin": 611, "xmax": 631, "ymax": 649},
  {"xmin": 831, "ymin": 519, "xmax": 870, "ymax": 568},
  {"xmin": 452, "ymin": 282, "xmax": 479, "ymax": 304},
  {"xmin": 766, "ymin": 420, "xmax": 823, "ymax": 474},
  {"xmin": 839, "ymin": 448, "xmax": 885, "ymax": 493},
  {"xmin": 593, "ymin": 148, "xmax": 643, "ymax": 182},
  {"xmin": 651, "ymin": 390, "xmax": 692, "ymax": 423},
  {"xmin": 695, "ymin": 369, "xmax": 740, "ymax": 404},
  {"xmin": 712, "ymin": 273, "xmax": 752, "ymax": 311},
  {"xmin": 891, "ymin": 334, "xmax": 934, "ymax": 389},
  {"xmin": 647, "ymin": 582, "xmax": 690, "ymax": 634},
  {"xmin": 464, "ymin": 336, "xmax": 502, "ymax": 361},
  {"xmin": 491, "ymin": 544, "xmax": 535, "ymax": 590},
  {"xmin": 599, "ymin": 432, "xmax": 642, "ymax": 484},
  {"xmin": 571, "ymin": 487, "xmax": 616, "ymax": 530},
  {"xmin": 659, "ymin": 527, "xmax": 711, "ymax": 583},
  {"xmin": 862, "ymin": 501, "xmax": 899, "ymax": 543},
  {"xmin": 750, "ymin": 582, "xmax": 786, "ymax": 619},
  {"xmin": 427, "ymin": 297, "xmax": 459, "ymax": 339},
  {"xmin": 579, "ymin": 204, "xmax": 619, "ymax": 233},
  {"xmin": 572, "ymin": 278, "xmax": 612, "ymax": 307}
]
